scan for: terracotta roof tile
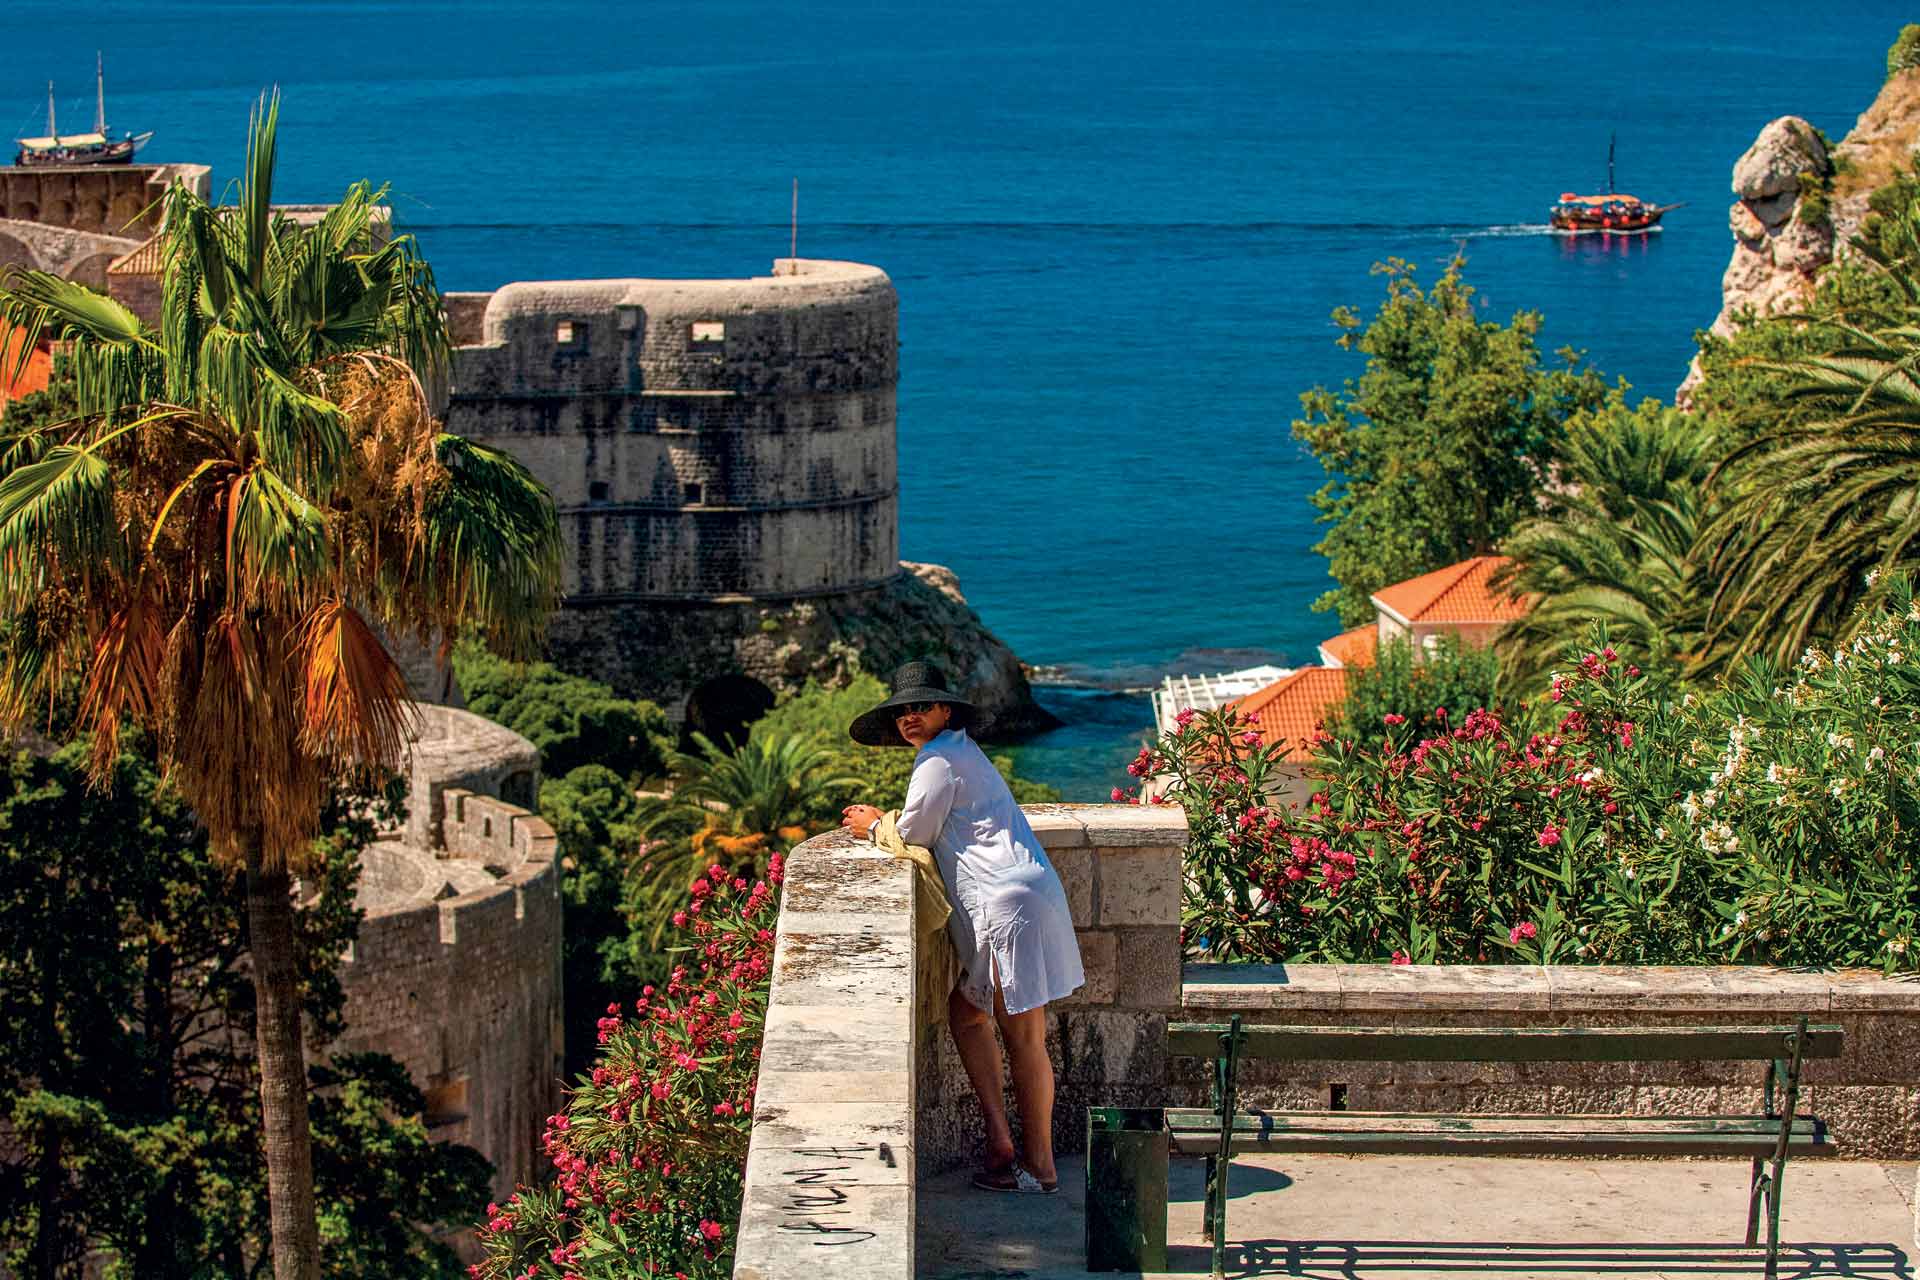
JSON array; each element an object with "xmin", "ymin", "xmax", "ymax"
[
  {"xmin": 1317, "ymin": 625, "xmax": 1378, "ymax": 669},
  {"xmin": 1371, "ymin": 555, "xmax": 1529, "ymax": 625},
  {"xmin": 1228, "ymin": 667, "xmax": 1348, "ymax": 764},
  {"xmin": 0, "ymin": 332, "xmax": 51, "ymax": 408}
]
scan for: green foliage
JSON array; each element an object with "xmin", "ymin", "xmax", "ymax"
[
  {"xmin": 1498, "ymin": 397, "xmax": 1718, "ymax": 689},
  {"xmin": 475, "ymin": 861, "xmax": 783, "ymax": 1280},
  {"xmin": 1701, "ymin": 204, "xmax": 1920, "ymax": 669},
  {"xmin": 748, "ymin": 674, "xmax": 1059, "ymax": 825},
  {"xmin": 1292, "ymin": 256, "xmax": 1614, "ymax": 625},
  {"xmin": 538, "ymin": 764, "xmax": 650, "ymax": 1075},
  {"xmin": 1328, "ymin": 634, "xmax": 1500, "ymax": 746},
  {"xmin": 1888, "ymin": 23, "xmax": 1920, "ymax": 78},
  {"xmin": 455, "ymin": 637, "xmax": 671, "ymax": 781},
  {"xmin": 0, "ymin": 733, "xmax": 489, "ymax": 1276},
  {"xmin": 1794, "ymin": 170, "xmax": 1832, "ymax": 226},
  {"xmin": 1146, "ymin": 584, "xmax": 1920, "ymax": 973}
]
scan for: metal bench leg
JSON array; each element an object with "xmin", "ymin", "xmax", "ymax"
[
  {"xmin": 1743, "ymin": 1157, "xmax": 1765, "ymax": 1246},
  {"xmin": 1211, "ymin": 1016, "xmax": 1243, "ymax": 1280},
  {"xmin": 1760, "ymin": 1017, "xmax": 1809, "ymax": 1280},
  {"xmin": 1202, "ymin": 1154, "xmax": 1216, "ymax": 1242}
]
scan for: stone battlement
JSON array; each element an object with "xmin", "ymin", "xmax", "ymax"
[{"xmin": 333, "ymin": 703, "xmax": 561, "ymax": 1201}]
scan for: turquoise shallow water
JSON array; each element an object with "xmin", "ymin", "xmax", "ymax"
[{"xmin": 9, "ymin": 1, "xmax": 1892, "ymax": 795}]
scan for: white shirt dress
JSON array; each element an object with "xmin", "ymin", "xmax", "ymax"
[{"xmin": 894, "ymin": 728, "xmax": 1084, "ymax": 1015}]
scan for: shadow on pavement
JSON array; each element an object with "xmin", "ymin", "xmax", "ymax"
[{"xmin": 1169, "ymin": 1238, "xmax": 1914, "ymax": 1279}]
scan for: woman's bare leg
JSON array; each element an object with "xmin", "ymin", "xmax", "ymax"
[
  {"xmin": 994, "ymin": 990, "xmax": 1056, "ymax": 1184},
  {"xmin": 947, "ymin": 982, "xmax": 1016, "ymax": 1169}
]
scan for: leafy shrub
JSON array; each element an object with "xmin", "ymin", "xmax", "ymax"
[
  {"xmin": 1140, "ymin": 584, "xmax": 1920, "ymax": 973},
  {"xmin": 454, "ymin": 640, "xmax": 672, "ymax": 782},
  {"xmin": 1888, "ymin": 23, "xmax": 1920, "ymax": 79},
  {"xmin": 473, "ymin": 856, "xmax": 783, "ymax": 1280},
  {"xmin": 1328, "ymin": 634, "xmax": 1499, "ymax": 746}
]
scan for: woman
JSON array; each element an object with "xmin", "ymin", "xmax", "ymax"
[{"xmin": 841, "ymin": 661, "xmax": 1083, "ymax": 1194}]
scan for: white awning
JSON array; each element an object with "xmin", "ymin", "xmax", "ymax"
[{"xmin": 17, "ymin": 133, "xmax": 109, "ymax": 149}]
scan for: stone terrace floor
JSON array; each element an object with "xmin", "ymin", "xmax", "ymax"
[{"xmin": 919, "ymin": 1155, "xmax": 1917, "ymax": 1279}]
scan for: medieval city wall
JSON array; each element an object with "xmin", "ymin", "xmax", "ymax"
[{"xmin": 333, "ymin": 705, "xmax": 562, "ymax": 1201}]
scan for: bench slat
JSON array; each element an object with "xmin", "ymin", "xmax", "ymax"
[
  {"xmin": 1163, "ymin": 1110, "xmax": 1834, "ymax": 1159},
  {"xmin": 1165, "ymin": 1023, "xmax": 1844, "ymax": 1063}
]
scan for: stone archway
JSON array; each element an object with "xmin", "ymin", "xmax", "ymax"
[
  {"xmin": 67, "ymin": 251, "xmax": 117, "ymax": 291},
  {"xmin": 682, "ymin": 674, "xmax": 775, "ymax": 751},
  {"xmin": 0, "ymin": 230, "xmax": 42, "ymax": 275}
]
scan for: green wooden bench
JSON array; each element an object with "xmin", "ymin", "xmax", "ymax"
[{"xmin": 1085, "ymin": 1014, "xmax": 1843, "ymax": 1279}]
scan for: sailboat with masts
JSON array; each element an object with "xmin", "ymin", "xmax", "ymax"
[
  {"xmin": 1549, "ymin": 134, "xmax": 1680, "ymax": 233},
  {"xmin": 13, "ymin": 54, "xmax": 152, "ymax": 168}
]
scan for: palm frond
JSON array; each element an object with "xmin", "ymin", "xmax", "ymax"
[
  {"xmin": 412, "ymin": 434, "xmax": 560, "ymax": 656},
  {"xmin": 0, "ymin": 268, "xmax": 158, "ymax": 416},
  {"xmin": 0, "ymin": 441, "xmax": 127, "ymax": 592},
  {"xmin": 292, "ymin": 598, "xmax": 416, "ymax": 769}
]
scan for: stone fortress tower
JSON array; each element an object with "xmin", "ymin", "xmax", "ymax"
[{"xmin": 442, "ymin": 258, "xmax": 1053, "ymax": 739}]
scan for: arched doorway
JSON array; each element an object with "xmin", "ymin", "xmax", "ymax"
[{"xmin": 682, "ymin": 674, "xmax": 775, "ymax": 751}]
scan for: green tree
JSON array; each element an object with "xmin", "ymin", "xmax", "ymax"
[
  {"xmin": 536, "ymin": 763, "xmax": 649, "ymax": 1075},
  {"xmin": 0, "ymin": 96, "xmax": 558, "ymax": 1280},
  {"xmin": 1293, "ymin": 256, "xmax": 1613, "ymax": 625},
  {"xmin": 1703, "ymin": 204, "xmax": 1920, "ymax": 669},
  {"xmin": 452, "ymin": 639, "xmax": 670, "ymax": 782},
  {"xmin": 1327, "ymin": 633, "xmax": 1500, "ymax": 747},
  {"xmin": 1497, "ymin": 398, "xmax": 1718, "ymax": 690},
  {"xmin": 0, "ymin": 732, "xmax": 490, "ymax": 1277}
]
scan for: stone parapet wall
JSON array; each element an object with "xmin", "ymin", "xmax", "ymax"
[
  {"xmin": 736, "ymin": 836, "xmax": 918, "ymax": 1280},
  {"xmin": 917, "ymin": 805, "xmax": 1188, "ymax": 1171},
  {"xmin": 400, "ymin": 703, "xmax": 542, "ymax": 850},
  {"xmin": 1181, "ymin": 963, "xmax": 1920, "ymax": 1160}
]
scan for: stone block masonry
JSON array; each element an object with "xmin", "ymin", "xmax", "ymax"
[
  {"xmin": 331, "ymin": 704, "xmax": 563, "ymax": 1201},
  {"xmin": 439, "ymin": 259, "xmax": 1057, "ymax": 739}
]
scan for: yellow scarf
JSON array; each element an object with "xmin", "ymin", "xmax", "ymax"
[{"xmin": 874, "ymin": 810, "xmax": 958, "ymax": 1031}]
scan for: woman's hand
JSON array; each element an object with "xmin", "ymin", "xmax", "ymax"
[{"xmin": 841, "ymin": 804, "xmax": 883, "ymax": 839}]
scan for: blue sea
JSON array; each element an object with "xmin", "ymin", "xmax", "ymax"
[{"xmin": 12, "ymin": 1, "xmax": 1895, "ymax": 795}]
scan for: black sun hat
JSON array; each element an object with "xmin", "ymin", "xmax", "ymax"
[{"xmin": 848, "ymin": 660, "xmax": 980, "ymax": 747}]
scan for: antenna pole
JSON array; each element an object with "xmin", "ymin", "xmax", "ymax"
[
  {"xmin": 46, "ymin": 81, "xmax": 55, "ymax": 139},
  {"xmin": 1608, "ymin": 132, "xmax": 1616, "ymax": 194},
  {"xmin": 790, "ymin": 178, "xmax": 798, "ymax": 260},
  {"xmin": 95, "ymin": 52, "xmax": 106, "ymax": 135}
]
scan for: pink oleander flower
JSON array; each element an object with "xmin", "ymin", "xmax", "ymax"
[
  {"xmin": 1509, "ymin": 921, "xmax": 1538, "ymax": 944},
  {"xmin": 1536, "ymin": 824, "xmax": 1561, "ymax": 848},
  {"xmin": 1390, "ymin": 950, "xmax": 1411, "ymax": 966},
  {"xmin": 1383, "ymin": 713, "xmax": 1406, "ymax": 726}
]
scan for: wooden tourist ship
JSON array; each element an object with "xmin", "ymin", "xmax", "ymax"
[
  {"xmin": 14, "ymin": 55, "xmax": 151, "ymax": 168},
  {"xmin": 1549, "ymin": 135, "xmax": 1679, "ymax": 233}
]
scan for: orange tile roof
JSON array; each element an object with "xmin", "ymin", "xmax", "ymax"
[
  {"xmin": 1228, "ymin": 666, "xmax": 1348, "ymax": 763},
  {"xmin": 1317, "ymin": 625, "xmax": 1378, "ymax": 669},
  {"xmin": 0, "ymin": 332, "xmax": 51, "ymax": 410},
  {"xmin": 1371, "ymin": 555, "xmax": 1529, "ymax": 625}
]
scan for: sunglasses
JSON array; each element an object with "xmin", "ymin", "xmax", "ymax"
[{"xmin": 895, "ymin": 702, "xmax": 943, "ymax": 717}]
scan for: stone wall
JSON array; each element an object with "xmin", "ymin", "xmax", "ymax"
[
  {"xmin": 445, "ymin": 259, "xmax": 899, "ymax": 602},
  {"xmin": 398, "ymin": 703, "xmax": 542, "ymax": 851},
  {"xmin": 436, "ymin": 260, "xmax": 1055, "ymax": 738},
  {"xmin": 1181, "ymin": 963, "xmax": 1920, "ymax": 1160},
  {"xmin": 0, "ymin": 162, "xmax": 207, "ymax": 235},
  {"xmin": 917, "ymin": 804, "xmax": 1188, "ymax": 1171},
  {"xmin": 332, "ymin": 704, "xmax": 561, "ymax": 1201}
]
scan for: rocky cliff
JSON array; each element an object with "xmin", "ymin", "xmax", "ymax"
[{"xmin": 1682, "ymin": 67, "xmax": 1920, "ymax": 398}]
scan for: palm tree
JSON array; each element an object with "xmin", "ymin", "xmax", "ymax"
[
  {"xmin": 631, "ymin": 731, "xmax": 858, "ymax": 940},
  {"xmin": 1703, "ymin": 207, "xmax": 1920, "ymax": 669},
  {"xmin": 0, "ymin": 95, "xmax": 560, "ymax": 1280},
  {"xmin": 1496, "ymin": 406, "xmax": 1717, "ymax": 690}
]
